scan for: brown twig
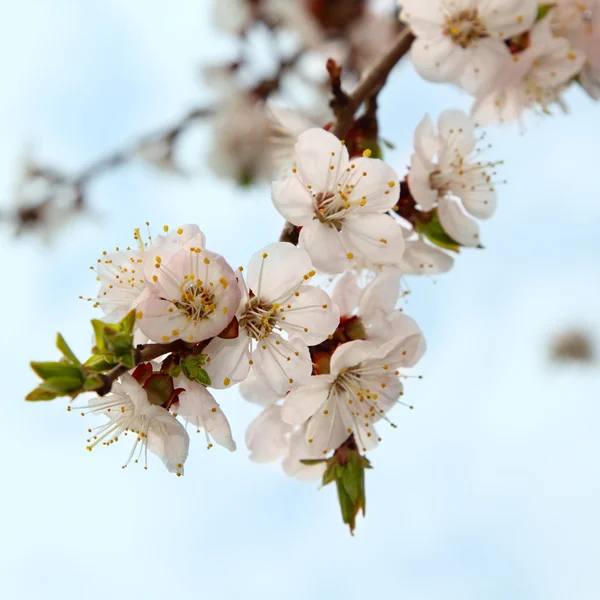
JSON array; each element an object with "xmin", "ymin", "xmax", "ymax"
[{"xmin": 330, "ymin": 26, "xmax": 414, "ymax": 139}]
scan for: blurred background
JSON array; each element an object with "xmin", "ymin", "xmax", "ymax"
[{"xmin": 1, "ymin": 1, "xmax": 599, "ymax": 598}]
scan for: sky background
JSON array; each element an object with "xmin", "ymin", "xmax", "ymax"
[{"xmin": 1, "ymin": 1, "xmax": 599, "ymax": 599}]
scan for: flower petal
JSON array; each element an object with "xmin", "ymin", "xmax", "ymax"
[
  {"xmin": 299, "ymin": 220, "xmax": 349, "ymax": 275},
  {"xmin": 410, "ymin": 36, "xmax": 469, "ymax": 83},
  {"xmin": 413, "ymin": 114, "xmax": 439, "ymax": 162},
  {"xmin": 305, "ymin": 399, "xmax": 349, "ymax": 455},
  {"xmin": 400, "ymin": 239, "xmax": 454, "ymax": 275},
  {"xmin": 239, "ymin": 372, "xmax": 282, "ymax": 406},
  {"xmin": 341, "ymin": 213, "xmax": 405, "ymax": 266},
  {"xmin": 203, "ymin": 334, "xmax": 252, "ymax": 389},
  {"xmin": 332, "ymin": 271, "xmax": 361, "ymax": 317},
  {"xmin": 246, "ymin": 242, "xmax": 313, "ymax": 302},
  {"xmin": 409, "ymin": 152, "xmax": 438, "ymax": 211},
  {"xmin": 359, "ymin": 270, "xmax": 402, "ymax": 325},
  {"xmin": 330, "ymin": 340, "xmax": 377, "ymax": 376},
  {"xmin": 271, "ymin": 176, "xmax": 316, "ymax": 226},
  {"xmin": 437, "ymin": 196, "xmax": 481, "ymax": 247},
  {"xmin": 174, "ymin": 379, "xmax": 236, "ymax": 451},
  {"xmin": 295, "ymin": 128, "xmax": 349, "ymax": 193},
  {"xmin": 278, "ymin": 284, "xmax": 340, "ymax": 345},
  {"xmin": 281, "ymin": 374, "xmax": 334, "ymax": 425},
  {"xmin": 245, "ymin": 405, "xmax": 292, "ymax": 463},
  {"xmin": 282, "ymin": 425, "xmax": 327, "ymax": 481},
  {"xmin": 252, "ymin": 334, "xmax": 313, "ymax": 396},
  {"xmin": 145, "ymin": 406, "xmax": 190, "ymax": 475},
  {"xmin": 343, "ymin": 157, "xmax": 400, "ymax": 213}
]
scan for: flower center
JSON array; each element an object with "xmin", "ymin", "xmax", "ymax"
[
  {"xmin": 239, "ymin": 296, "xmax": 279, "ymax": 340},
  {"xmin": 173, "ymin": 277, "xmax": 217, "ymax": 322},
  {"xmin": 444, "ymin": 10, "xmax": 487, "ymax": 48}
]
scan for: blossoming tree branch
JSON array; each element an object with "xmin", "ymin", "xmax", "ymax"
[{"xmin": 21, "ymin": 1, "xmax": 598, "ymax": 533}]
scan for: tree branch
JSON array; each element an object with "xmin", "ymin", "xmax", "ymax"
[{"xmin": 330, "ymin": 26, "xmax": 414, "ymax": 139}]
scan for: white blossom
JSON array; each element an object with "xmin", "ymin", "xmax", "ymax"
[
  {"xmin": 281, "ymin": 329, "xmax": 425, "ymax": 455},
  {"xmin": 203, "ymin": 242, "xmax": 340, "ymax": 395},
  {"xmin": 553, "ymin": 0, "xmax": 600, "ymax": 98},
  {"xmin": 213, "ymin": 0, "xmax": 254, "ymax": 34},
  {"xmin": 74, "ymin": 374, "xmax": 189, "ymax": 476},
  {"xmin": 136, "ymin": 241, "xmax": 241, "ymax": 345},
  {"xmin": 409, "ymin": 110, "xmax": 500, "ymax": 247},
  {"xmin": 399, "ymin": 0, "xmax": 538, "ymax": 92},
  {"xmin": 241, "ymin": 374, "xmax": 326, "ymax": 481},
  {"xmin": 94, "ymin": 224, "xmax": 207, "ymax": 323},
  {"xmin": 272, "ymin": 128, "xmax": 405, "ymax": 274},
  {"xmin": 473, "ymin": 16, "xmax": 586, "ymax": 123},
  {"xmin": 332, "ymin": 270, "xmax": 426, "ymax": 347}
]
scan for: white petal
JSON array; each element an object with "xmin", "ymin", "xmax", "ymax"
[
  {"xmin": 339, "ymin": 413, "xmax": 379, "ymax": 454},
  {"xmin": 343, "ymin": 157, "xmax": 400, "ymax": 213},
  {"xmin": 145, "ymin": 406, "xmax": 190, "ymax": 475},
  {"xmin": 299, "ymin": 220, "xmax": 348, "ymax": 275},
  {"xmin": 246, "ymin": 242, "xmax": 312, "ymax": 302},
  {"xmin": 373, "ymin": 315, "xmax": 426, "ymax": 368},
  {"xmin": 437, "ymin": 110, "xmax": 477, "ymax": 158},
  {"xmin": 118, "ymin": 373, "xmax": 150, "ymax": 413},
  {"xmin": 331, "ymin": 271, "xmax": 361, "ymax": 317},
  {"xmin": 282, "ymin": 425, "xmax": 327, "ymax": 481},
  {"xmin": 458, "ymin": 39, "xmax": 512, "ymax": 95},
  {"xmin": 482, "ymin": 0, "xmax": 538, "ymax": 39},
  {"xmin": 341, "ymin": 213, "xmax": 405, "ymax": 266},
  {"xmin": 175, "ymin": 380, "xmax": 236, "ymax": 451},
  {"xmin": 413, "ymin": 114, "xmax": 439, "ymax": 162},
  {"xmin": 245, "ymin": 406, "xmax": 292, "ymax": 463},
  {"xmin": 203, "ymin": 334, "xmax": 252, "ymax": 389},
  {"xmin": 449, "ymin": 175, "xmax": 498, "ymax": 220},
  {"xmin": 305, "ymin": 399, "xmax": 349, "ymax": 455},
  {"xmin": 281, "ymin": 375, "xmax": 334, "ymax": 425},
  {"xmin": 239, "ymin": 372, "xmax": 282, "ymax": 406},
  {"xmin": 329, "ymin": 340, "xmax": 376, "ymax": 376},
  {"xmin": 399, "ymin": 1, "xmax": 444, "ymax": 36},
  {"xmin": 252, "ymin": 334, "xmax": 313, "ymax": 396},
  {"xmin": 437, "ymin": 197, "xmax": 481, "ymax": 248},
  {"xmin": 410, "ymin": 36, "xmax": 469, "ymax": 83},
  {"xmin": 279, "ymin": 285, "xmax": 340, "ymax": 345},
  {"xmin": 409, "ymin": 152, "xmax": 438, "ymax": 211},
  {"xmin": 359, "ymin": 270, "xmax": 402, "ymax": 324},
  {"xmin": 271, "ymin": 176, "xmax": 316, "ymax": 226},
  {"xmin": 400, "ymin": 240, "xmax": 455, "ymax": 275},
  {"xmin": 295, "ymin": 128, "xmax": 349, "ymax": 193}
]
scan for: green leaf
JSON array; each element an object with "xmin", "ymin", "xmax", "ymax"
[
  {"xmin": 116, "ymin": 350, "xmax": 136, "ymax": 370},
  {"xmin": 26, "ymin": 388, "xmax": 58, "ymax": 402},
  {"xmin": 415, "ymin": 210, "xmax": 462, "ymax": 253},
  {"xmin": 194, "ymin": 368, "xmax": 211, "ymax": 386},
  {"xmin": 56, "ymin": 334, "xmax": 81, "ymax": 366},
  {"xmin": 83, "ymin": 354, "xmax": 116, "ymax": 373},
  {"xmin": 120, "ymin": 310, "xmax": 137, "ymax": 335},
  {"xmin": 38, "ymin": 376, "xmax": 84, "ymax": 395},
  {"xmin": 167, "ymin": 363, "xmax": 182, "ymax": 378},
  {"xmin": 181, "ymin": 356, "xmax": 211, "ymax": 385},
  {"xmin": 30, "ymin": 361, "xmax": 82, "ymax": 381}
]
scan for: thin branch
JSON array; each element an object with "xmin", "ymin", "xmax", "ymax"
[{"xmin": 330, "ymin": 26, "xmax": 414, "ymax": 139}]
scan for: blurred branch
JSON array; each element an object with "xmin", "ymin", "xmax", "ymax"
[{"xmin": 330, "ymin": 26, "xmax": 414, "ymax": 139}]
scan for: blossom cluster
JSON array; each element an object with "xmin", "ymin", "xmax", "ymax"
[{"xmin": 400, "ymin": 0, "xmax": 596, "ymax": 121}]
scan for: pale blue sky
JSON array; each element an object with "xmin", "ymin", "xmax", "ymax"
[{"xmin": 1, "ymin": 2, "xmax": 599, "ymax": 599}]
